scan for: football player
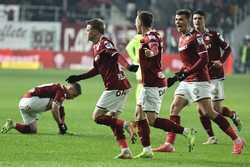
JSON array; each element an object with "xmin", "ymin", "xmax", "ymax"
[{"xmin": 0, "ymin": 83, "xmax": 81, "ymax": 134}]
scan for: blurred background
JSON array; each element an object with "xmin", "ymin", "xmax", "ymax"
[{"xmin": 0, "ymin": 0, "xmax": 250, "ymax": 74}]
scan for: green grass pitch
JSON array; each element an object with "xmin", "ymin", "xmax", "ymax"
[{"xmin": 0, "ymin": 69, "xmax": 249, "ymax": 167}]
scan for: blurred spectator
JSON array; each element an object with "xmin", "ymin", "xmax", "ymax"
[
  {"xmin": 126, "ymin": 0, "xmax": 136, "ymax": 21},
  {"xmin": 239, "ymin": 35, "xmax": 250, "ymax": 73}
]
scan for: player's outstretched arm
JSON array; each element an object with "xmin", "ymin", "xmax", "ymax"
[{"xmin": 66, "ymin": 67, "xmax": 99, "ymax": 83}]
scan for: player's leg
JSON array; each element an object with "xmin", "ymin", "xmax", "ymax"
[
  {"xmin": 134, "ymin": 104, "xmax": 153, "ymax": 158},
  {"xmin": 1, "ymin": 114, "xmax": 38, "ymax": 134},
  {"xmin": 133, "ymin": 86, "xmax": 152, "ymax": 158},
  {"xmin": 220, "ymin": 106, "xmax": 242, "ymax": 131},
  {"xmin": 212, "ymin": 79, "xmax": 242, "ymax": 131},
  {"xmin": 198, "ymin": 98, "xmax": 245, "ymax": 154},
  {"xmin": 153, "ymin": 95, "xmax": 188, "ymax": 152},
  {"xmin": 198, "ymin": 107, "xmax": 218, "ymax": 144},
  {"xmin": 93, "ymin": 89, "xmax": 132, "ymax": 159},
  {"xmin": 16, "ymin": 106, "xmax": 38, "ymax": 134},
  {"xmin": 147, "ymin": 111, "xmax": 196, "ymax": 152}
]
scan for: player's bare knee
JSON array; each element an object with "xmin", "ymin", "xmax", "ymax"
[
  {"xmin": 147, "ymin": 117, "xmax": 156, "ymax": 126},
  {"xmin": 146, "ymin": 112, "xmax": 157, "ymax": 126},
  {"xmin": 135, "ymin": 105, "xmax": 145, "ymax": 121},
  {"xmin": 170, "ymin": 103, "xmax": 182, "ymax": 115}
]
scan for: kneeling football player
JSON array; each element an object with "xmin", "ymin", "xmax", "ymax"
[{"xmin": 0, "ymin": 83, "xmax": 81, "ymax": 134}]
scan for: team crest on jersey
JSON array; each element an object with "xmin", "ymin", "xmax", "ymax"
[{"xmin": 104, "ymin": 41, "xmax": 114, "ymax": 49}]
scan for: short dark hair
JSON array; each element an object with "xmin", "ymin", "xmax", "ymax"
[
  {"xmin": 138, "ymin": 11, "xmax": 153, "ymax": 27},
  {"xmin": 86, "ymin": 18, "xmax": 105, "ymax": 34},
  {"xmin": 71, "ymin": 83, "xmax": 82, "ymax": 95},
  {"xmin": 193, "ymin": 10, "xmax": 207, "ymax": 19},
  {"xmin": 176, "ymin": 9, "xmax": 192, "ymax": 20}
]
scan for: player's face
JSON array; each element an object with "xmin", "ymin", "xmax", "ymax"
[
  {"xmin": 135, "ymin": 16, "xmax": 141, "ymax": 33},
  {"xmin": 175, "ymin": 15, "xmax": 188, "ymax": 33},
  {"xmin": 193, "ymin": 14, "xmax": 205, "ymax": 30},
  {"xmin": 86, "ymin": 24, "xmax": 98, "ymax": 42},
  {"xmin": 66, "ymin": 86, "xmax": 79, "ymax": 99}
]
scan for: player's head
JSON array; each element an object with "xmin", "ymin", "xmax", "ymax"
[
  {"xmin": 192, "ymin": 10, "xmax": 206, "ymax": 31},
  {"xmin": 65, "ymin": 83, "xmax": 81, "ymax": 99},
  {"xmin": 136, "ymin": 11, "xmax": 153, "ymax": 33},
  {"xmin": 86, "ymin": 18, "xmax": 105, "ymax": 43},
  {"xmin": 175, "ymin": 9, "xmax": 191, "ymax": 33}
]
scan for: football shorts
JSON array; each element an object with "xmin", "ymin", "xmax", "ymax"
[
  {"xmin": 18, "ymin": 97, "xmax": 49, "ymax": 124},
  {"xmin": 210, "ymin": 79, "xmax": 224, "ymax": 101},
  {"xmin": 175, "ymin": 81, "xmax": 211, "ymax": 104},
  {"xmin": 96, "ymin": 89, "xmax": 130, "ymax": 112},
  {"xmin": 138, "ymin": 86, "xmax": 167, "ymax": 114}
]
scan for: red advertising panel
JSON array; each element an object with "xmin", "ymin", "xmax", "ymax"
[{"xmin": 0, "ymin": 49, "xmax": 233, "ymax": 75}]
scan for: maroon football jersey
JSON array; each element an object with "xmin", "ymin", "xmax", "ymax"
[
  {"xmin": 201, "ymin": 30, "xmax": 230, "ymax": 79},
  {"xmin": 22, "ymin": 83, "xmax": 66, "ymax": 109},
  {"xmin": 178, "ymin": 32, "xmax": 210, "ymax": 82},
  {"xmin": 93, "ymin": 36, "xmax": 131, "ymax": 90},
  {"xmin": 139, "ymin": 30, "xmax": 166, "ymax": 87}
]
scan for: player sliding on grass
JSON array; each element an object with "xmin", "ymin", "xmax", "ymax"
[
  {"xmin": 0, "ymin": 83, "xmax": 81, "ymax": 134},
  {"xmin": 192, "ymin": 10, "xmax": 242, "ymax": 144},
  {"xmin": 133, "ymin": 11, "xmax": 196, "ymax": 159},
  {"xmin": 153, "ymin": 9, "xmax": 245, "ymax": 155},
  {"xmin": 66, "ymin": 18, "xmax": 136, "ymax": 159}
]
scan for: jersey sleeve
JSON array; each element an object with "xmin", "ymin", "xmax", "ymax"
[
  {"xmin": 216, "ymin": 32, "xmax": 231, "ymax": 63},
  {"xmin": 216, "ymin": 32, "xmax": 229, "ymax": 50}
]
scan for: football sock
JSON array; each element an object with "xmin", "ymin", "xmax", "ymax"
[
  {"xmin": 95, "ymin": 115, "xmax": 125, "ymax": 140},
  {"xmin": 222, "ymin": 106, "xmax": 234, "ymax": 118},
  {"xmin": 213, "ymin": 114, "xmax": 238, "ymax": 140},
  {"xmin": 118, "ymin": 139, "xmax": 129, "ymax": 149},
  {"xmin": 137, "ymin": 119, "xmax": 151, "ymax": 147},
  {"xmin": 153, "ymin": 118, "xmax": 184, "ymax": 133},
  {"xmin": 166, "ymin": 115, "xmax": 180, "ymax": 144},
  {"xmin": 15, "ymin": 123, "xmax": 34, "ymax": 133},
  {"xmin": 95, "ymin": 115, "xmax": 123, "ymax": 128},
  {"xmin": 199, "ymin": 115, "xmax": 214, "ymax": 137}
]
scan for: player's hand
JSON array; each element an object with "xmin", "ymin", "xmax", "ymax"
[
  {"xmin": 127, "ymin": 64, "xmax": 139, "ymax": 72},
  {"xmin": 175, "ymin": 71, "xmax": 189, "ymax": 81},
  {"xmin": 65, "ymin": 75, "xmax": 81, "ymax": 83},
  {"xmin": 58, "ymin": 123, "xmax": 68, "ymax": 134},
  {"xmin": 144, "ymin": 48, "xmax": 154, "ymax": 57},
  {"xmin": 167, "ymin": 76, "xmax": 177, "ymax": 87}
]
